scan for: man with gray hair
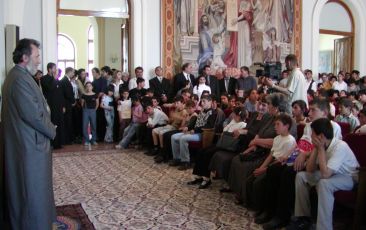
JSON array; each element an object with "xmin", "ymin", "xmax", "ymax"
[{"xmin": 1, "ymin": 38, "xmax": 57, "ymax": 229}]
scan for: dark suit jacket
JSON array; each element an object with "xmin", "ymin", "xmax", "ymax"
[
  {"xmin": 172, "ymin": 72, "xmax": 195, "ymax": 96},
  {"xmin": 219, "ymin": 77, "xmax": 237, "ymax": 96},
  {"xmin": 149, "ymin": 77, "xmax": 171, "ymax": 97},
  {"xmin": 205, "ymin": 75, "xmax": 220, "ymax": 99},
  {"xmin": 60, "ymin": 76, "xmax": 75, "ymax": 110},
  {"xmin": 41, "ymin": 74, "xmax": 54, "ymax": 106}
]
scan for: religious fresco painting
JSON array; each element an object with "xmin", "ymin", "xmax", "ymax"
[{"xmin": 163, "ymin": 0, "xmax": 302, "ymax": 78}]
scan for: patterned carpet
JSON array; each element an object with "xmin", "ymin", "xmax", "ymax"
[{"xmin": 53, "ymin": 146, "xmax": 260, "ymax": 230}]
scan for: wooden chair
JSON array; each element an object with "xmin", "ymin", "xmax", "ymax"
[{"xmin": 336, "ymin": 121, "xmax": 351, "ymax": 138}]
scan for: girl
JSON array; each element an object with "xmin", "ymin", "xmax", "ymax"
[
  {"xmin": 81, "ymin": 82, "xmax": 99, "ymax": 145},
  {"xmin": 100, "ymin": 86, "xmax": 115, "ymax": 143}
]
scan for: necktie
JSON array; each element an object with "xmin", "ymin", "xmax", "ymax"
[
  {"xmin": 225, "ymin": 78, "xmax": 229, "ymax": 92},
  {"xmin": 207, "ymin": 76, "xmax": 210, "ymax": 85}
]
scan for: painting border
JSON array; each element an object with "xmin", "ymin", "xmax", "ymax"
[{"xmin": 162, "ymin": 0, "xmax": 302, "ymax": 79}]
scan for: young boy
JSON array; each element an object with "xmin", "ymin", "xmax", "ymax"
[
  {"xmin": 149, "ymin": 96, "xmax": 188, "ymax": 156},
  {"xmin": 115, "ymin": 97, "xmax": 148, "ymax": 149},
  {"xmin": 287, "ymin": 118, "xmax": 359, "ymax": 230},
  {"xmin": 258, "ymin": 99, "xmax": 342, "ymax": 229},
  {"xmin": 141, "ymin": 102, "xmax": 169, "ymax": 151},
  {"xmin": 251, "ymin": 114, "xmax": 297, "ymax": 224},
  {"xmin": 170, "ymin": 95, "xmax": 217, "ymax": 170},
  {"xmin": 335, "ymin": 98, "xmax": 360, "ymax": 132},
  {"xmin": 154, "ymin": 100, "xmax": 198, "ymax": 163},
  {"xmin": 100, "ymin": 86, "xmax": 115, "ymax": 143}
]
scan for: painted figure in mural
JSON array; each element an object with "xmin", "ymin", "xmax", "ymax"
[
  {"xmin": 211, "ymin": 33, "xmax": 228, "ymax": 69},
  {"xmin": 231, "ymin": 0, "xmax": 253, "ymax": 67},
  {"xmin": 176, "ymin": 0, "xmax": 195, "ymax": 36},
  {"xmin": 263, "ymin": 27, "xmax": 281, "ymax": 62},
  {"xmin": 205, "ymin": 0, "xmax": 226, "ymax": 31},
  {"xmin": 197, "ymin": 14, "xmax": 214, "ymax": 70},
  {"xmin": 269, "ymin": 0, "xmax": 292, "ymax": 43}
]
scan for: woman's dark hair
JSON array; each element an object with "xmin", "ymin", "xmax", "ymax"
[
  {"xmin": 310, "ymin": 118, "xmax": 334, "ymax": 140},
  {"xmin": 191, "ymin": 94, "xmax": 199, "ymax": 101},
  {"xmin": 92, "ymin": 67, "xmax": 100, "ymax": 74},
  {"xmin": 233, "ymin": 107, "xmax": 248, "ymax": 121},
  {"xmin": 13, "ymin": 38, "xmax": 40, "ymax": 64},
  {"xmin": 292, "ymin": 100, "xmax": 307, "ymax": 112},
  {"xmin": 275, "ymin": 113, "xmax": 293, "ymax": 130}
]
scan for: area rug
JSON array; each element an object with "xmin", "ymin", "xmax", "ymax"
[{"xmin": 56, "ymin": 204, "xmax": 95, "ymax": 230}]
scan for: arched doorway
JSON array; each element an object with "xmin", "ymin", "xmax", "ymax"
[
  {"xmin": 319, "ymin": 0, "xmax": 354, "ymax": 74},
  {"xmin": 56, "ymin": 0, "xmax": 131, "ymax": 75}
]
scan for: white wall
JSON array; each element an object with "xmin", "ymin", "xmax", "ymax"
[
  {"xmin": 104, "ymin": 18, "xmax": 123, "ymax": 70},
  {"xmin": 0, "ymin": 0, "xmax": 5, "ymax": 91},
  {"xmin": 319, "ymin": 2, "xmax": 352, "ymax": 32},
  {"xmin": 131, "ymin": 0, "xmax": 161, "ymax": 86},
  {"xmin": 302, "ymin": 0, "xmax": 366, "ymax": 75}
]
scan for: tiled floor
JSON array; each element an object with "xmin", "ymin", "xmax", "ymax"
[{"xmin": 53, "ymin": 144, "xmax": 260, "ymax": 229}]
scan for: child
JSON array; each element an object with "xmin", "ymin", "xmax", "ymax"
[
  {"xmin": 101, "ymin": 86, "xmax": 115, "ymax": 143},
  {"xmin": 335, "ymin": 98, "xmax": 360, "ymax": 132},
  {"xmin": 249, "ymin": 114, "xmax": 297, "ymax": 224},
  {"xmin": 287, "ymin": 118, "xmax": 359, "ymax": 230},
  {"xmin": 115, "ymin": 97, "xmax": 148, "ymax": 149},
  {"xmin": 81, "ymin": 82, "xmax": 99, "ymax": 145},
  {"xmin": 117, "ymin": 88, "xmax": 131, "ymax": 139},
  {"xmin": 150, "ymin": 96, "xmax": 188, "ymax": 156}
]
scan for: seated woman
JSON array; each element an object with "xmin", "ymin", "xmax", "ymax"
[
  {"xmin": 291, "ymin": 100, "xmax": 308, "ymax": 125},
  {"xmin": 187, "ymin": 107, "xmax": 248, "ymax": 189},
  {"xmin": 226, "ymin": 93, "xmax": 296, "ymax": 205},
  {"xmin": 208, "ymin": 95, "xmax": 271, "ymax": 183}
]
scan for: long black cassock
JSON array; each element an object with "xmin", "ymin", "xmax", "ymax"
[{"xmin": 1, "ymin": 65, "xmax": 56, "ymax": 229}]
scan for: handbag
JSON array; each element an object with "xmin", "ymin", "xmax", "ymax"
[{"xmin": 216, "ymin": 132, "xmax": 240, "ymax": 152}]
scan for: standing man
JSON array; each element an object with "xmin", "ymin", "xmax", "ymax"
[
  {"xmin": 1, "ymin": 39, "xmax": 57, "ymax": 229},
  {"xmin": 235, "ymin": 66, "xmax": 257, "ymax": 97},
  {"xmin": 172, "ymin": 63, "xmax": 195, "ymax": 97},
  {"xmin": 60, "ymin": 67, "xmax": 76, "ymax": 144},
  {"xmin": 149, "ymin": 66, "xmax": 171, "ymax": 99},
  {"xmin": 92, "ymin": 67, "xmax": 108, "ymax": 142},
  {"xmin": 201, "ymin": 65, "xmax": 220, "ymax": 100},
  {"xmin": 265, "ymin": 54, "xmax": 308, "ymax": 113},
  {"xmin": 219, "ymin": 68, "xmax": 237, "ymax": 96}
]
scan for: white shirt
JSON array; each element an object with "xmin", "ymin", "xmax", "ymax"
[
  {"xmin": 332, "ymin": 81, "xmax": 348, "ymax": 92},
  {"xmin": 193, "ymin": 84, "xmax": 211, "ymax": 100},
  {"xmin": 355, "ymin": 124, "xmax": 366, "ymax": 134},
  {"xmin": 112, "ymin": 80, "xmax": 123, "ymax": 98},
  {"xmin": 101, "ymin": 95, "xmax": 113, "ymax": 110},
  {"xmin": 305, "ymin": 79, "xmax": 317, "ymax": 92},
  {"xmin": 117, "ymin": 99, "xmax": 132, "ymax": 119},
  {"xmin": 301, "ymin": 120, "xmax": 342, "ymax": 143},
  {"xmin": 148, "ymin": 108, "xmax": 169, "ymax": 126},
  {"xmin": 324, "ymin": 138, "xmax": 359, "ymax": 179},
  {"xmin": 271, "ymin": 134, "xmax": 297, "ymax": 159},
  {"xmin": 286, "ymin": 68, "xmax": 308, "ymax": 106},
  {"xmin": 223, "ymin": 120, "xmax": 247, "ymax": 132}
]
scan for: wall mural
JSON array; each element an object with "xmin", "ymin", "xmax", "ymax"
[{"xmin": 162, "ymin": 0, "xmax": 302, "ymax": 78}]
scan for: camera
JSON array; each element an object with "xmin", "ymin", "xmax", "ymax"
[{"xmin": 254, "ymin": 62, "xmax": 282, "ymax": 80}]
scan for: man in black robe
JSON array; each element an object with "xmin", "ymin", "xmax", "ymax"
[{"xmin": 1, "ymin": 38, "xmax": 57, "ymax": 229}]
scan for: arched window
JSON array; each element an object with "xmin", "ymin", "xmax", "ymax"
[
  {"xmin": 57, "ymin": 34, "xmax": 76, "ymax": 72},
  {"xmin": 88, "ymin": 25, "xmax": 95, "ymax": 75}
]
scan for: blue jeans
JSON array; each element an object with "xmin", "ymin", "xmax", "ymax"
[
  {"xmin": 118, "ymin": 122, "xmax": 142, "ymax": 148},
  {"xmin": 83, "ymin": 108, "xmax": 97, "ymax": 144},
  {"xmin": 171, "ymin": 132, "xmax": 201, "ymax": 162},
  {"xmin": 104, "ymin": 110, "xmax": 114, "ymax": 142}
]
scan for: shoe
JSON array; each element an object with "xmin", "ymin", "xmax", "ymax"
[
  {"xmin": 91, "ymin": 142, "xmax": 98, "ymax": 146},
  {"xmin": 169, "ymin": 159, "xmax": 181, "ymax": 167},
  {"xmin": 178, "ymin": 162, "xmax": 190, "ymax": 170},
  {"xmin": 115, "ymin": 145, "xmax": 121, "ymax": 149},
  {"xmin": 198, "ymin": 180, "xmax": 212, "ymax": 189},
  {"xmin": 187, "ymin": 178, "xmax": 203, "ymax": 185},
  {"xmin": 286, "ymin": 216, "xmax": 312, "ymax": 230},
  {"xmin": 263, "ymin": 217, "xmax": 288, "ymax": 230},
  {"xmin": 255, "ymin": 212, "xmax": 271, "ymax": 224},
  {"xmin": 154, "ymin": 155, "xmax": 165, "ymax": 164},
  {"xmin": 145, "ymin": 149, "xmax": 159, "ymax": 156},
  {"xmin": 219, "ymin": 188, "xmax": 232, "ymax": 193},
  {"xmin": 84, "ymin": 142, "xmax": 90, "ymax": 146}
]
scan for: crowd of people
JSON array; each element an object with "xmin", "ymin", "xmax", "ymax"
[{"xmin": 33, "ymin": 54, "xmax": 365, "ymax": 229}]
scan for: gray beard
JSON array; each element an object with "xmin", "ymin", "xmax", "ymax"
[{"xmin": 25, "ymin": 60, "xmax": 37, "ymax": 75}]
